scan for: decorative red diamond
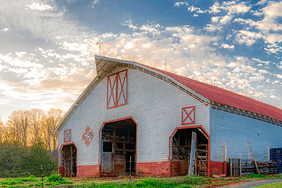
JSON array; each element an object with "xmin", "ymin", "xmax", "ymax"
[{"xmin": 82, "ymin": 126, "xmax": 94, "ymax": 147}]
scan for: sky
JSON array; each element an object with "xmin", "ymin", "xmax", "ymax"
[{"xmin": 0, "ymin": 0, "xmax": 282, "ymax": 124}]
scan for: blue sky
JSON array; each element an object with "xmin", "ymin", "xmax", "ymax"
[{"xmin": 0, "ymin": 0, "xmax": 282, "ymax": 124}]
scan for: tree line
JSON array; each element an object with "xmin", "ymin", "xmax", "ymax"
[
  {"xmin": 0, "ymin": 108, "xmax": 64, "ymax": 177},
  {"xmin": 0, "ymin": 108, "xmax": 63, "ymax": 159}
]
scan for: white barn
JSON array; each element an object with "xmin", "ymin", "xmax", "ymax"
[{"xmin": 55, "ymin": 56, "xmax": 282, "ymax": 177}]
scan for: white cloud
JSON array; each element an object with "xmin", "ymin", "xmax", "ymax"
[
  {"xmin": 221, "ymin": 43, "xmax": 235, "ymax": 49},
  {"xmin": 220, "ymin": 15, "xmax": 233, "ymax": 24},
  {"xmin": 277, "ymin": 62, "xmax": 282, "ymax": 69},
  {"xmin": 258, "ymin": 69, "xmax": 268, "ymax": 73},
  {"xmin": 265, "ymin": 43, "xmax": 282, "ymax": 54},
  {"xmin": 276, "ymin": 74, "xmax": 282, "ymax": 79},
  {"xmin": 257, "ymin": 0, "xmax": 267, "ymax": 6},
  {"xmin": 211, "ymin": 16, "xmax": 220, "ymax": 23},
  {"xmin": 123, "ymin": 20, "xmax": 138, "ymax": 30},
  {"xmin": 92, "ymin": 0, "xmax": 100, "ymax": 8},
  {"xmin": 252, "ymin": 58, "xmax": 270, "ymax": 66},
  {"xmin": 209, "ymin": 2, "xmax": 221, "ymax": 14},
  {"xmin": 26, "ymin": 3, "xmax": 54, "ymax": 11},
  {"xmin": 174, "ymin": 1, "xmax": 189, "ymax": 7},
  {"xmin": 187, "ymin": 6, "xmax": 207, "ymax": 14},
  {"xmin": 205, "ymin": 24, "xmax": 221, "ymax": 32},
  {"xmin": 235, "ymin": 30, "xmax": 263, "ymax": 46},
  {"xmin": 0, "ymin": 0, "xmax": 88, "ymax": 42},
  {"xmin": 209, "ymin": 1, "xmax": 251, "ymax": 15}
]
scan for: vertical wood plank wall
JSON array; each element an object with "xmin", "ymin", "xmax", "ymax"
[
  {"xmin": 58, "ymin": 68, "xmax": 210, "ymax": 169},
  {"xmin": 210, "ymin": 108, "xmax": 282, "ymax": 162}
]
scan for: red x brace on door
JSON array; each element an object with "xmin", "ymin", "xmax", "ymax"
[
  {"xmin": 181, "ymin": 106, "xmax": 195, "ymax": 125},
  {"xmin": 64, "ymin": 129, "xmax": 71, "ymax": 142},
  {"xmin": 107, "ymin": 69, "xmax": 128, "ymax": 109}
]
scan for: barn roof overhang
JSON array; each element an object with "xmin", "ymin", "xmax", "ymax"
[{"xmin": 56, "ymin": 56, "xmax": 282, "ymax": 132}]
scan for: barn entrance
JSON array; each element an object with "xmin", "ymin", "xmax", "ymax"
[
  {"xmin": 100, "ymin": 118, "xmax": 136, "ymax": 176},
  {"xmin": 61, "ymin": 144, "xmax": 77, "ymax": 177},
  {"xmin": 171, "ymin": 128, "xmax": 208, "ymax": 176}
]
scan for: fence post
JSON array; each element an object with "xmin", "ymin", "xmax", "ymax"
[
  {"xmin": 41, "ymin": 164, "xmax": 43, "ymax": 188},
  {"xmin": 129, "ymin": 156, "xmax": 132, "ymax": 181}
]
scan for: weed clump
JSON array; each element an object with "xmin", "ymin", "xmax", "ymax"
[
  {"xmin": 245, "ymin": 174, "xmax": 267, "ymax": 179},
  {"xmin": 46, "ymin": 174, "xmax": 73, "ymax": 185}
]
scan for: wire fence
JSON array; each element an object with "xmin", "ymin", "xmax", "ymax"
[
  {"xmin": 1, "ymin": 157, "xmax": 136, "ymax": 179},
  {"xmin": 0, "ymin": 167, "xmax": 57, "ymax": 178}
]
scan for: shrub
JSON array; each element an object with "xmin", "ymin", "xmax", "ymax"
[
  {"xmin": 47, "ymin": 174, "xmax": 64, "ymax": 182},
  {"xmin": 245, "ymin": 174, "xmax": 267, "ymax": 179},
  {"xmin": 183, "ymin": 175, "xmax": 208, "ymax": 184},
  {"xmin": 34, "ymin": 182, "xmax": 42, "ymax": 186},
  {"xmin": 177, "ymin": 185, "xmax": 194, "ymax": 188}
]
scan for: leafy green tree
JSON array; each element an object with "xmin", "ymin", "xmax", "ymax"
[
  {"xmin": 0, "ymin": 140, "xmax": 27, "ymax": 177},
  {"xmin": 23, "ymin": 141, "xmax": 57, "ymax": 176}
]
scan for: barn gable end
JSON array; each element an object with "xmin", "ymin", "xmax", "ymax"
[{"xmin": 57, "ymin": 57, "xmax": 210, "ymax": 177}]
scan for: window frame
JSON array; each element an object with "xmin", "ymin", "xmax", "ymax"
[{"xmin": 107, "ymin": 69, "xmax": 128, "ymax": 109}]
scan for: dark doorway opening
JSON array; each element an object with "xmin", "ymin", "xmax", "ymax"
[
  {"xmin": 171, "ymin": 128, "xmax": 208, "ymax": 176},
  {"xmin": 61, "ymin": 144, "xmax": 77, "ymax": 177},
  {"xmin": 101, "ymin": 118, "xmax": 136, "ymax": 176}
]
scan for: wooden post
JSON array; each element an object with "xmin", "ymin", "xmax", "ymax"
[
  {"xmin": 247, "ymin": 141, "xmax": 260, "ymax": 174},
  {"xmin": 223, "ymin": 145, "xmax": 226, "ymax": 162},
  {"xmin": 239, "ymin": 159, "xmax": 242, "ymax": 176},
  {"xmin": 229, "ymin": 158, "xmax": 232, "ymax": 177},
  {"xmin": 188, "ymin": 131, "xmax": 197, "ymax": 175},
  {"xmin": 71, "ymin": 146, "xmax": 73, "ymax": 177}
]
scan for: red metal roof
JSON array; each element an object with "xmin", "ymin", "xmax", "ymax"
[{"xmin": 145, "ymin": 65, "xmax": 282, "ymax": 122}]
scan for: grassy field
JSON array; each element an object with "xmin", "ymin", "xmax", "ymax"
[
  {"xmin": 256, "ymin": 182, "xmax": 282, "ymax": 188},
  {"xmin": 0, "ymin": 174, "xmax": 282, "ymax": 187}
]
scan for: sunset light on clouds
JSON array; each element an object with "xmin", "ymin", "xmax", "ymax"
[{"xmin": 0, "ymin": 0, "xmax": 281, "ymax": 123}]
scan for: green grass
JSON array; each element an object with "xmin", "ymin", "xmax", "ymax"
[
  {"xmin": 72, "ymin": 175, "xmax": 212, "ymax": 188},
  {"xmin": 0, "ymin": 174, "xmax": 282, "ymax": 187},
  {"xmin": 0, "ymin": 174, "xmax": 73, "ymax": 187},
  {"xmin": 243, "ymin": 174, "xmax": 282, "ymax": 180},
  {"xmin": 256, "ymin": 182, "xmax": 282, "ymax": 188}
]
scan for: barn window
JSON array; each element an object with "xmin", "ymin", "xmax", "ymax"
[
  {"xmin": 107, "ymin": 69, "xmax": 128, "ymax": 109},
  {"xmin": 64, "ymin": 129, "xmax": 71, "ymax": 142},
  {"xmin": 181, "ymin": 106, "xmax": 195, "ymax": 125}
]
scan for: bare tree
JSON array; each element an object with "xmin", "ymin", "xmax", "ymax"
[
  {"xmin": 43, "ymin": 108, "xmax": 63, "ymax": 158},
  {"xmin": 6, "ymin": 110, "xmax": 30, "ymax": 147},
  {"xmin": 29, "ymin": 108, "xmax": 46, "ymax": 145},
  {"xmin": 0, "ymin": 116, "xmax": 3, "ymax": 142}
]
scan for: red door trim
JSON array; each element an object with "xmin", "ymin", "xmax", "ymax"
[
  {"xmin": 58, "ymin": 142, "xmax": 78, "ymax": 170},
  {"xmin": 169, "ymin": 125, "xmax": 210, "ymax": 176},
  {"xmin": 98, "ymin": 116, "xmax": 137, "ymax": 176}
]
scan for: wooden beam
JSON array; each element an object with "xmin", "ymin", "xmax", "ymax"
[
  {"xmin": 248, "ymin": 141, "xmax": 260, "ymax": 174},
  {"xmin": 188, "ymin": 131, "xmax": 197, "ymax": 175}
]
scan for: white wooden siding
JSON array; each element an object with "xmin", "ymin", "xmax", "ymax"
[{"xmin": 58, "ymin": 68, "xmax": 210, "ymax": 166}]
